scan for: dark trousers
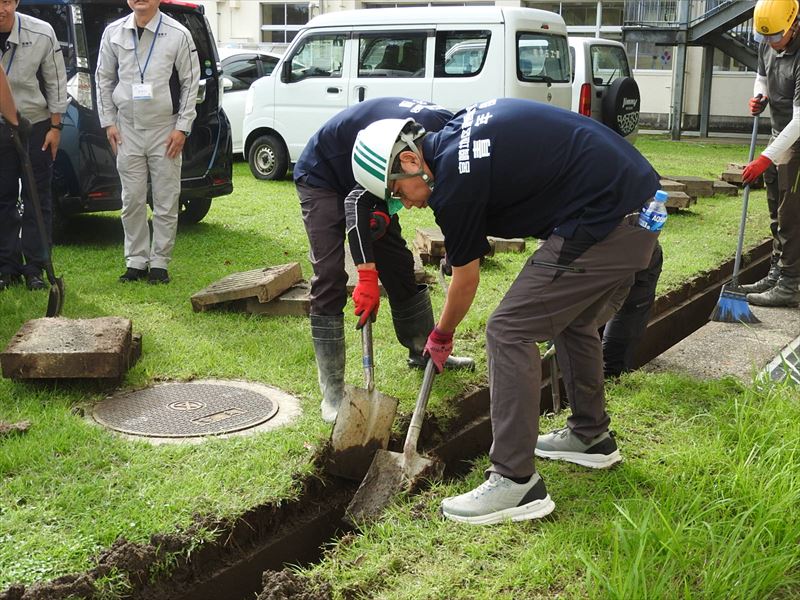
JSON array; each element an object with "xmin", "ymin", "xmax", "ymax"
[
  {"xmin": 0, "ymin": 120, "xmax": 53, "ymax": 277},
  {"xmin": 772, "ymin": 152, "xmax": 800, "ymax": 277},
  {"xmin": 297, "ymin": 181, "xmax": 418, "ymax": 316},
  {"xmin": 485, "ymin": 220, "xmax": 659, "ymax": 479},
  {"xmin": 601, "ymin": 242, "xmax": 663, "ymax": 377}
]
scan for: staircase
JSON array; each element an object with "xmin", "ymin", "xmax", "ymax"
[{"xmin": 623, "ymin": 0, "xmax": 758, "ymax": 70}]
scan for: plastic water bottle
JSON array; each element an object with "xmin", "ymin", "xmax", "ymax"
[{"xmin": 638, "ymin": 190, "xmax": 669, "ymax": 232}]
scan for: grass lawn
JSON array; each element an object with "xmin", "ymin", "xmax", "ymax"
[{"xmin": 0, "ymin": 135, "xmax": 780, "ymax": 592}]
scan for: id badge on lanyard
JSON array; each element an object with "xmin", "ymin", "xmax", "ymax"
[
  {"xmin": 132, "ymin": 15, "xmax": 162, "ymax": 101},
  {"xmin": 132, "ymin": 83, "xmax": 153, "ymax": 100}
]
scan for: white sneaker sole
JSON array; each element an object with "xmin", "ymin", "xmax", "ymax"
[
  {"xmin": 442, "ymin": 495, "xmax": 555, "ymax": 526},
  {"xmin": 534, "ymin": 448, "xmax": 622, "ymax": 469}
]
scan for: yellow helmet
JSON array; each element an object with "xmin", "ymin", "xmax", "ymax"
[{"xmin": 753, "ymin": 0, "xmax": 799, "ymax": 43}]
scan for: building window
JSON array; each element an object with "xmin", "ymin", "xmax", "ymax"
[{"xmin": 261, "ymin": 3, "xmax": 308, "ymax": 44}]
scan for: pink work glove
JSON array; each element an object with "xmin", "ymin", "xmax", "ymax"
[
  {"xmin": 424, "ymin": 326, "xmax": 453, "ymax": 373},
  {"xmin": 742, "ymin": 154, "xmax": 772, "ymax": 186},
  {"xmin": 749, "ymin": 95, "xmax": 768, "ymax": 116},
  {"xmin": 352, "ymin": 268, "xmax": 380, "ymax": 329}
]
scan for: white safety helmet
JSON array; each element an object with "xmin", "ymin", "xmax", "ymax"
[{"xmin": 352, "ymin": 118, "xmax": 430, "ymax": 202}]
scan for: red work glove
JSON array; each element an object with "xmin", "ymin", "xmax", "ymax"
[
  {"xmin": 749, "ymin": 94, "xmax": 768, "ymax": 116},
  {"xmin": 352, "ymin": 268, "xmax": 380, "ymax": 329},
  {"xmin": 742, "ymin": 154, "xmax": 772, "ymax": 186},
  {"xmin": 424, "ymin": 326, "xmax": 453, "ymax": 373},
  {"xmin": 369, "ymin": 210, "xmax": 390, "ymax": 241}
]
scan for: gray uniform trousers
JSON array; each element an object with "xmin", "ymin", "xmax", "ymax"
[
  {"xmin": 768, "ymin": 150, "xmax": 800, "ymax": 277},
  {"xmin": 485, "ymin": 218, "xmax": 659, "ymax": 479},
  {"xmin": 116, "ymin": 119, "xmax": 181, "ymax": 271}
]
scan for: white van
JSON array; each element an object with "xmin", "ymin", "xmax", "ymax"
[
  {"xmin": 242, "ymin": 6, "xmax": 572, "ymax": 179},
  {"xmin": 569, "ymin": 37, "xmax": 639, "ymax": 142}
]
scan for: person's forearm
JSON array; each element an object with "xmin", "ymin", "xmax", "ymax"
[{"xmin": 438, "ymin": 259, "xmax": 480, "ymax": 333}]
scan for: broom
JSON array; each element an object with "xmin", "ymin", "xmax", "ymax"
[{"xmin": 709, "ymin": 112, "xmax": 761, "ymax": 324}]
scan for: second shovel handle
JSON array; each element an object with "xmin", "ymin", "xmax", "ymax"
[
  {"xmin": 403, "ymin": 358, "xmax": 436, "ymax": 457},
  {"xmin": 361, "ymin": 320, "xmax": 374, "ymax": 392}
]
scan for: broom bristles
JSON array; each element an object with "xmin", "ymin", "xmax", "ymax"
[{"xmin": 710, "ymin": 284, "xmax": 760, "ymax": 323}]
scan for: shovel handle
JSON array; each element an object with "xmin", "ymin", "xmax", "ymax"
[
  {"xmin": 361, "ymin": 320, "xmax": 374, "ymax": 392},
  {"xmin": 403, "ymin": 358, "xmax": 436, "ymax": 459}
]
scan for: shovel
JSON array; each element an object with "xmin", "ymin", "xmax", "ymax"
[
  {"xmin": 327, "ymin": 320, "xmax": 399, "ymax": 481},
  {"xmin": 543, "ymin": 342, "xmax": 561, "ymax": 414},
  {"xmin": 10, "ymin": 127, "xmax": 64, "ymax": 317},
  {"xmin": 345, "ymin": 358, "xmax": 444, "ymax": 526}
]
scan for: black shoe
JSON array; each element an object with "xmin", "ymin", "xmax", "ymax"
[
  {"xmin": 24, "ymin": 273, "xmax": 46, "ymax": 290},
  {"xmin": 147, "ymin": 268, "xmax": 170, "ymax": 285},
  {"xmin": 119, "ymin": 267, "xmax": 148, "ymax": 283},
  {"xmin": 0, "ymin": 273, "xmax": 21, "ymax": 291}
]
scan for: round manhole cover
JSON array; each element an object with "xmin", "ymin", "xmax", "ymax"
[{"xmin": 93, "ymin": 380, "xmax": 281, "ymax": 438}]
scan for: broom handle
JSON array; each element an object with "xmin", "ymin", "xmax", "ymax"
[{"xmin": 732, "ymin": 114, "xmax": 760, "ymax": 286}]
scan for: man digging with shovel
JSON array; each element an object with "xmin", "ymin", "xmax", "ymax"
[
  {"xmin": 353, "ymin": 98, "xmax": 661, "ymax": 525},
  {"xmin": 294, "ymin": 97, "xmax": 474, "ymax": 424}
]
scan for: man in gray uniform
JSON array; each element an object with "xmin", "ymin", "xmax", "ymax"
[
  {"xmin": 0, "ymin": 0, "xmax": 67, "ymax": 291},
  {"xmin": 741, "ymin": 0, "xmax": 800, "ymax": 306},
  {"xmin": 96, "ymin": 0, "xmax": 199, "ymax": 284}
]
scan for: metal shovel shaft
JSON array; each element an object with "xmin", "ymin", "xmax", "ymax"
[{"xmin": 403, "ymin": 358, "xmax": 436, "ymax": 463}]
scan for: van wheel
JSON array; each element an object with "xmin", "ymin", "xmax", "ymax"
[
  {"xmin": 179, "ymin": 197, "xmax": 212, "ymax": 224},
  {"xmin": 602, "ymin": 77, "xmax": 640, "ymax": 138},
  {"xmin": 248, "ymin": 134, "xmax": 288, "ymax": 180}
]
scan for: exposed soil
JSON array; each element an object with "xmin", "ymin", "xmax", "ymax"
[{"xmin": 257, "ymin": 571, "xmax": 332, "ymax": 600}]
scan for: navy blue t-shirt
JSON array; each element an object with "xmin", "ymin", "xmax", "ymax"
[
  {"xmin": 294, "ymin": 97, "xmax": 453, "ymax": 196},
  {"xmin": 422, "ymin": 98, "xmax": 661, "ymax": 267}
]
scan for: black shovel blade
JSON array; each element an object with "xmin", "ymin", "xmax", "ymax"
[{"xmin": 45, "ymin": 277, "xmax": 65, "ymax": 317}]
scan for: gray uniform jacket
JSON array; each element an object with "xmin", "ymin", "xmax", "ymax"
[
  {"xmin": 0, "ymin": 12, "xmax": 67, "ymax": 124},
  {"xmin": 759, "ymin": 34, "xmax": 800, "ymax": 149},
  {"xmin": 95, "ymin": 10, "xmax": 199, "ymax": 132}
]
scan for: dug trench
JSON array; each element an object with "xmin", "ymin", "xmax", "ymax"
[{"xmin": 0, "ymin": 241, "xmax": 772, "ymax": 600}]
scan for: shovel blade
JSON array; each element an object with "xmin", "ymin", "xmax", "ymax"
[
  {"xmin": 327, "ymin": 385, "xmax": 398, "ymax": 481},
  {"xmin": 45, "ymin": 277, "xmax": 65, "ymax": 318},
  {"xmin": 343, "ymin": 448, "xmax": 442, "ymax": 527}
]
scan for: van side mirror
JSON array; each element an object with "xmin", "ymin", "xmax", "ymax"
[
  {"xmin": 281, "ymin": 61, "xmax": 292, "ymax": 83},
  {"xmin": 222, "ymin": 77, "xmax": 233, "ymax": 91}
]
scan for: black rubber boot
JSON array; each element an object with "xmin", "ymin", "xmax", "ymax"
[
  {"xmin": 390, "ymin": 285, "xmax": 475, "ymax": 371},
  {"xmin": 740, "ymin": 255, "xmax": 780, "ymax": 294},
  {"xmin": 310, "ymin": 314, "xmax": 346, "ymax": 423},
  {"xmin": 747, "ymin": 276, "xmax": 800, "ymax": 307}
]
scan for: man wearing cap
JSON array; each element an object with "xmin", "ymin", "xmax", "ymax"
[
  {"xmin": 740, "ymin": 0, "xmax": 800, "ymax": 307},
  {"xmin": 295, "ymin": 97, "xmax": 474, "ymax": 424},
  {"xmin": 96, "ymin": 0, "xmax": 199, "ymax": 285},
  {"xmin": 352, "ymin": 98, "xmax": 661, "ymax": 525},
  {"xmin": 0, "ymin": 0, "xmax": 67, "ymax": 291}
]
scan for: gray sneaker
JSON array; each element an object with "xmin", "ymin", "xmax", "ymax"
[
  {"xmin": 535, "ymin": 427, "xmax": 621, "ymax": 469},
  {"xmin": 441, "ymin": 472, "xmax": 555, "ymax": 525}
]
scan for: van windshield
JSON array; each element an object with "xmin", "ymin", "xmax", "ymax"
[{"xmin": 517, "ymin": 33, "xmax": 570, "ymax": 83}]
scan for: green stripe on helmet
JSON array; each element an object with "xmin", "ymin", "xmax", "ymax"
[
  {"xmin": 356, "ymin": 139, "xmax": 387, "ymax": 168},
  {"xmin": 354, "ymin": 148, "xmax": 385, "ymax": 183}
]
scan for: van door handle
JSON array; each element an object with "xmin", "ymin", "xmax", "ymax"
[
  {"xmin": 327, "ymin": 87, "xmax": 341, "ymax": 94},
  {"xmin": 356, "ymin": 87, "xmax": 365, "ymax": 102}
]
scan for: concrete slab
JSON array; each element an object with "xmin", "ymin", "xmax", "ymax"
[
  {"xmin": 190, "ymin": 264, "xmax": 303, "ymax": 312},
  {"xmin": 1, "ymin": 317, "xmax": 134, "ymax": 379},
  {"xmin": 644, "ymin": 305, "xmax": 800, "ymax": 382}
]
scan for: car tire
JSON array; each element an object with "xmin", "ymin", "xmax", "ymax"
[
  {"xmin": 602, "ymin": 77, "xmax": 640, "ymax": 138},
  {"xmin": 179, "ymin": 197, "xmax": 212, "ymax": 224},
  {"xmin": 248, "ymin": 134, "xmax": 288, "ymax": 180}
]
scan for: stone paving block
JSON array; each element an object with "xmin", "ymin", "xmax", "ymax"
[
  {"xmin": 1, "ymin": 317, "xmax": 133, "ymax": 379},
  {"xmin": 415, "ymin": 227, "xmax": 446, "ymax": 259},
  {"xmin": 712, "ymin": 180, "xmax": 739, "ymax": 196},
  {"xmin": 487, "ymin": 236, "xmax": 526, "ymax": 253},
  {"xmin": 236, "ymin": 283, "xmax": 312, "ymax": 317},
  {"xmin": 190, "ymin": 263, "xmax": 302, "ymax": 312},
  {"xmin": 661, "ymin": 175, "xmax": 715, "ymax": 197},
  {"xmin": 665, "ymin": 191, "xmax": 695, "ymax": 211},
  {"xmin": 659, "ymin": 179, "xmax": 687, "ymax": 194}
]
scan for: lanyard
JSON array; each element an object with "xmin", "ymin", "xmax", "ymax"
[
  {"xmin": 3, "ymin": 18, "xmax": 20, "ymax": 76},
  {"xmin": 132, "ymin": 14, "xmax": 162, "ymax": 84}
]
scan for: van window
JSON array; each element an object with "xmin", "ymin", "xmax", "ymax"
[
  {"xmin": 590, "ymin": 45, "xmax": 630, "ymax": 85},
  {"xmin": 358, "ymin": 33, "xmax": 427, "ymax": 78},
  {"xmin": 517, "ymin": 33, "xmax": 570, "ymax": 83},
  {"xmin": 435, "ymin": 31, "xmax": 490, "ymax": 77},
  {"xmin": 287, "ymin": 33, "xmax": 346, "ymax": 81}
]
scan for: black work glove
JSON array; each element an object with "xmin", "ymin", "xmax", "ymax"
[{"xmin": 369, "ymin": 209, "xmax": 390, "ymax": 241}]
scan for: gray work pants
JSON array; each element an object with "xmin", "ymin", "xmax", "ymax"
[
  {"xmin": 772, "ymin": 150, "xmax": 800, "ymax": 277},
  {"xmin": 486, "ymin": 219, "xmax": 659, "ymax": 479},
  {"xmin": 116, "ymin": 120, "xmax": 181, "ymax": 270}
]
